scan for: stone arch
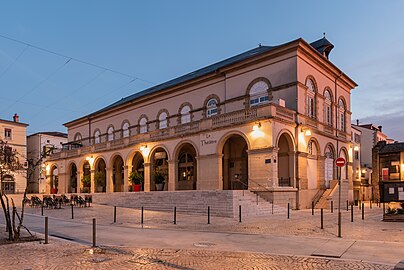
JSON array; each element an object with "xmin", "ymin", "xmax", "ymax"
[
  {"xmin": 94, "ymin": 156, "xmax": 107, "ymax": 193},
  {"xmin": 305, "ymin": 75, "xmax": 318, "ymax": 92},
  {"xmin": 49, "ymin": 164, "xmax": 59, "ymax": 194},
  {"xmin": 67, "ymin": 161, "xmax": 78, "ymax": 193},
  {"xmin": 323, "ymin": 86, "xmax": 333, "ymax": 99},
  {"xmin": 148, "ymin": 144, "xmax": 172, "ymax": 163},
  {"xmin": 121, "ymin": 120, "xmax": 131, "ymax": 138},
  {"xmin": 156, "ymin": 108, "xmax": 170, "ymax": 129},
  {"xmin": 324, "ymin": 143, "xmax": 336, "ymax": 188},
  {"xmin": 275, "ymin": 129, "xmax": 296, "ymax": 152},
  {"xmin": 110, "ymin": 153, "xmax": 125, "ymax": 192},
  {"xmin": 217, "ymin": 130, "xmax": 251, "ymax": 154},
  {"xmin": 221, "ymin": 133, "xmax": 249, "ymax": 190},
  {"xmin": 276, "ymin": 131, "xmax": 295, "ymax": 187},
  {"xmin": 178, "ymin": 102, "xmax": 193, "ymax": 124},
  {"xmin": 174, "ymin": 141, "xmax": 199, "ymax": 191},
  {"xmin": 245, "ymin": 77, "xmax": 272, "ymax": 107},
  {"xmin": 203, "ymin": 94, "xmax": 221, "ymax": 117},
  {"xmin": 149, "ymin": 145, "xmax": 170, "ymax": 191},
  {"xmin": 307, "ymin": 137, "xmax": 321, "ymax": 156}
]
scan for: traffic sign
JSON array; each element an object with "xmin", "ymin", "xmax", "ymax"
[{"xmin": 335, "ymin": 157, "xmax": 346, "ymax": 167}]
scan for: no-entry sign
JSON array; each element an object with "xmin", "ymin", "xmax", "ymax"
[{"xmin": 335, "ymin": 157, "xmax": 346, "ymax": 167}]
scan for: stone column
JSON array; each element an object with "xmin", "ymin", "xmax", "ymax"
[
  {"xmin": 168, "ymin": 160, "xmax": 176, "ymax": 191},
  {"xmin": 90, "ymin": 170, "xmax": 95, "ymax": 193},
  {"xmin": 58, "ymin": 172, "xmax": 67, "ymax": 194},
  {"xmin": 317, "ymin": 156, "xmax": 326, "ymax": 189},
  {"xmin": 76, "ymin": 171, "xmax": 81, "ymax": 193},
  {"xmin": 289, "ymin": 151, "xmax": 296, "ymax": 188},
  {"xmin": 143, "ymin": 162, "xmax": 151, "ymax": 192},
  {"xmin": 45, "ymin": 174, "xmax": 51, "ymax": 194},
  {"xmin": 124, "ymin": 165, "xmax": 131, "ymax": 192},
  {"xmin": 106, "ymin": 167, "xmax": 113, "ymax": 193}
]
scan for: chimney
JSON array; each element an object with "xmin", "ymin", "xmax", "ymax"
[
  {"xmin": 13, "ymin": 113, "xmax": 19, "ymax": 123},
  {"xmin": 378, "ymin": 125, "xmax": 382, "ymax": 132}
]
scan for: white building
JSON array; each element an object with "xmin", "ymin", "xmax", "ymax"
[{"xmin": 27, "ymin": 132, "xmax": 67, "ymax": 193}]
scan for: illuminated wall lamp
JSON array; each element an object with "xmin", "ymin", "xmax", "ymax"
[
  {"xmin": 86, "ymin": 155, "xmax": 93, "ymax": 161},
  {"xmin": 252, "ymin": 122, "xmax": 261, "ymax": 131},
  {"xmin": 354, "ymin": 146, "xmax": 359, "ymax": 151},
  {"xmin": 140, "ymin": 145, "xmax": 147, "ymax": 151}
]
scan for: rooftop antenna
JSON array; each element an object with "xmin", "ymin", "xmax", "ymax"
[
  {"xmin": 258, "ymin": 43, "xmax": 262, "ymax": 47},
  {"xmin": 323, "ymin": 32, "xmax": 326, "ymax": 38}
]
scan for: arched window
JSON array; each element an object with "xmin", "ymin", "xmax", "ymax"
[
  {"xmin": 94, "ymin": 130, "xmax": 100, "ymax": 144},
  {"xmin": 338, "ymin": 99, "xmax": 346, "ymax": 132},
  {"xmin": 139, "ymin": 117, "xmax": 148, "ymax": 134},
  {"xmin": 206, "ymin": 98, "xmax": 218, "ymax": 117},
  {"xmin": 158, "ymin": 112, "xmax": 168, "ymax": 129},
  {"xmin": 306, "ymin": 78, "xmax": 316, "ymax": 118},
  {"xmin": 249, "ymin": 81, "xmax": 269, "ymax": 106},
  {"xmin": 107, "ymin": 126, "xmax": 114, "ymax": 141},
  {"xmin": 308, "ymin": 140, "xmax": 317, "ymax": 155},
  {"xmin": 122, "ymin": 122, "xmax": 130, "ymax": 138},
  {"xmin": 74, "ymin": 133, "xmax": 82, "ymax": 142},
  {"xmin": 180, "ymin": 105, "xmax": 191, "ymax": 124},
  {"xmin": 324, "ymin": 89, "xmax": 332, "ymax": 126}
]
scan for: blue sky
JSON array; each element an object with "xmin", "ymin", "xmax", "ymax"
[{"xmin": 0, "ymin": 1, "xmax": 403, "ymax": 140}]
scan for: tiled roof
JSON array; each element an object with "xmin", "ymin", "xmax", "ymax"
[
  {"xmin": 376, "ymin": 141, "xmax": 404, "ymax": 153},
  {"xmin": 65, "ymin": 37, "xmax": 335, "ymax": 126},
  {"xmin": 28, "ymin": 132, "xmax": 68, "ymax": 138}
]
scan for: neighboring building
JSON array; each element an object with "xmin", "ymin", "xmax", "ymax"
[
  {"xmin": 27, "ymin": 132, "xmax": 67, "ymax": 193},
  {"xmin": 355, "ymin": 123, "xmax": 392, "ymax": 200},
  {"xmin": 351, "ymin": 125, "xmax": 363, "ymax": 202},
  {"xmin": 372, "ymin": 141, "xmax": 404, "ymax": 202},
  {"xmin": 0, "ymin": 114, "xmax": 28, "ymax": 194},
  {"xmin": 46, "ymin": 37, "xmax": 357, "ymax": 209}
]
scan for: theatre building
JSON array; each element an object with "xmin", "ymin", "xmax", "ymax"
[{"xmin": 46, "ymin": 37, "xmax": 357, "ymax": 209}]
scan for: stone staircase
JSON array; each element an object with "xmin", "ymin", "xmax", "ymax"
[
  {"xmin": 233, "ymin": 190, "xmax": 287, "ymax": 217},
  {"xmin": 315, "ymin": 180, "xmax": 349, "ymax": 209},
  {"xmin": 91, "ymin": 190, "xmax": 287, "ymax": 218}
]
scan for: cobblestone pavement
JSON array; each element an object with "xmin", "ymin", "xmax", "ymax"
[
  {"xmin": 0, "ymin": 240, "xmax": 393, "ymax": 270},
  {"xmin": 23, "ymin": 202, "xmax": 403, "ymax": 243}
]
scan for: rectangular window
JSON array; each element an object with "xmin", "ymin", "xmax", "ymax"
[
  {"xmin": 354, "ymin": 150, "xmax": 359, "ymax": 160},
  {"xmin": 4, "ymin": 128, "xmax": 12, "ymax": 140}
]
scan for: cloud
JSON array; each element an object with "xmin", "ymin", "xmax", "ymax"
[{"xmin": 359, "ymin": 110, "xmax": 404, "ymax": 141}]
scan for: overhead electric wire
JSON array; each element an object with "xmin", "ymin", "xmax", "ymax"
[
  {"xmin": 0, "ymin": 58, "xmax": 72, "ymax": 115},
  {"xmin": 0, "ymin": 44, "xmax": 29, "ymax": 80},
  {"xmin": 0, "ymin": 33, "xmax": 154, "ymax": 84},
  {"xmin": 29, "ymin": 69, "xmax": 107, "ymax": 119}
]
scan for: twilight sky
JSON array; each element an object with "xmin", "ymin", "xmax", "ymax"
[{"xmin": 0, "ymin": 1, "xmax": 403, "ymax": 140}]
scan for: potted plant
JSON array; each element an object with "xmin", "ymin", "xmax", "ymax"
[
  {"xmin": 94, "ymin": 171, "xmax": 105, "ymax": 192},
  {"xmin": 71, "ymin": 177, "xmax": 77, "ymax": 193},
  {"xmin": 51, "ymin": 178, "xmax": 58, "ymax": 194},
  {"xmin": 153, "ymin": 169, "xmax": 166, "ymax": 191},
  {"xmin": 81, "ymin": 175, "xmax": 91, "ymax": 193},
  {"xmin": 129, "ymin": 171, "xmax": 143, "ymax": 192}
]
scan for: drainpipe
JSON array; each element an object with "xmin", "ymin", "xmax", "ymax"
[
  {"xmin": 335, "ymin": 71, "xmax": 343, "ymax": 238},
  {"xmin": 88, "ymin": 117, "xmax": 91, "ymax": 146}
]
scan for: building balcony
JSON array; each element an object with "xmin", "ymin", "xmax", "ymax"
[{"xmin": 47, "ymin": 104, "xmax": 296, "ymax": 161}]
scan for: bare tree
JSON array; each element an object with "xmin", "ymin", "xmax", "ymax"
[{"xmin": 0, "ymin": 139, "xmax": 52, "ymax": 241}]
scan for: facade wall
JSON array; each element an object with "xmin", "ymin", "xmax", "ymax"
[
  {"xmin": 0, "ymin": 119, "xmax": 28, "ymax": 194},
  {"xmin": 47, "ymin": 40, "xmax": 356, "ymax": 209},
  {"xmin": 27, "ymin": 133, "xmax": 67, "ymax": 193}
]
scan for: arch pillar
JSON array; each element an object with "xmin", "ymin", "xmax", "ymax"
[
  {"xmin": 124, "ymin": 165, "xmax": 131, "ymax": 192},
  {"xmin": 90, "ymin": 170, "xmax": 95, "ymax": 193},
  {"xmin": 143, "ymin": 162, "xmax": 151, "ymax": 192},
  {"xmin": 76, "ymin": 171, "xmax": 81, "ymax": 193},
  {"xmin": 106, "ymin": 167, "xmax": 113, "ymax": 193},
  {"xmin": 288, "ymin": 151, "xmax": 296, "ymax": 188},
  {"xmin": 168, "ymin": 160, "xmax": 176, "ymax": 191},
  {"xmin": 45, "ymin": 174, "xmax": 51, "ymax": 194},
  {"xmin": 58, "ymin": 172, "xmax": 67, "ymax": 194}
]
